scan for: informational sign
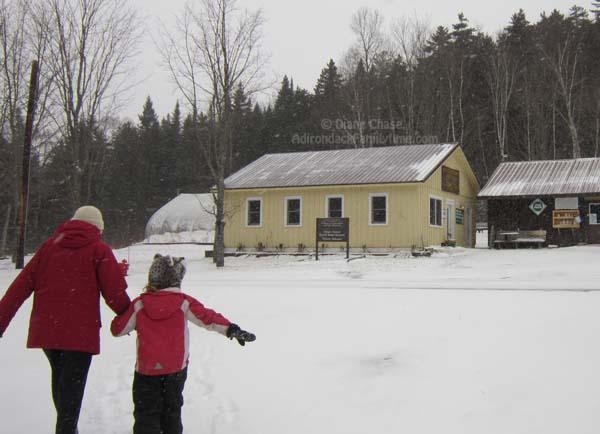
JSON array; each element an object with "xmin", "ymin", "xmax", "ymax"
[
  {"xmin": 456, "ymin": 208, "xmax": 464, "ymax": 225},
  {"xmin": 590, "ymin": 214, "xmax": 598, "ymax": 225},
  {"xmin": 555, "ymin": 197, "xmax": 579, "ymax": 210},
  {"xmin": 552, "ymin": 210, "xmax": 580, "ymax": 229},
  {"xmin": 317, "ymin": 218, "xmax": 349, "ymax": 241},
  {"xmin": 442, "ymin": 166, "xmax": 460, "ymax": 195},
  {"xmin": 529, "ymin": 198, "xmax": 547, "ymax": 216},
  {"xmin": 316, "ymin": 218, "xmax": 349, "ymax": 260}
]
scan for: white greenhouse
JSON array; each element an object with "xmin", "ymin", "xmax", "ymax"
[{"xmin": 144, "ymin": 193, "xmax": 215, "ymax": 243}]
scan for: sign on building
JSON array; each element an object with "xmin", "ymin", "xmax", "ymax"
[
  {"xmin": 555, "ymin": 197, "xmax": 579, "ymax": 210},
  {"xmin": 442, "ymin": 166, "xmax": 460, "ymax": 195},
  {"xmin": 316, "ymin": 218, "xmax": 349, "ymax": 260},
  {"xmin": 456, "ymin": 208, "xmax": 464, "ymax": 225},
  {"xmin": 529, "ymin": 198, "xmax": 547, "ymax": 216},
  {"xmin": 552, "ymin": 210, "xmax": 580, "ymax": 229}
]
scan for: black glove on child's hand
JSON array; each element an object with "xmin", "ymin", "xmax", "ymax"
[{"xmin": 227, "ymin": 323, "xmax": 256, "ymax": 346}]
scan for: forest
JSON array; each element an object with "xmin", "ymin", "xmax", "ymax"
[{"xmin": 1, "ymin": 0, "xmax": 600, "ymax": 254}]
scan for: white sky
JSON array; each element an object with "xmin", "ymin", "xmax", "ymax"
[{"xmin": 125, "ymin": 0, "xmax": 581, "ymax": 122}]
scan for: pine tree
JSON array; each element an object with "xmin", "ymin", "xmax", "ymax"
[
  {"xmin": 138, "ymin": 97, "xmax": 164, "ymax": 214},
  {"xmin": 593, "ymin": 2, "xmax": 600, "ymax": 20},
  {"xmin": 231, "ymin": 83, "xmax": 254, "ymax": 170},
  {"xmin": 451, "ymin": 13, "xmax": 474, "ymax": 47},
  {"xmin": 100, "ymin": 122, "xmax": 145, "ymax": 244},
  {"xmin": 314, "ymin": 59, "xmax": 343, "ymax": 101}
]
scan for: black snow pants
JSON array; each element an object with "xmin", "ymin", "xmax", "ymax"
[
  {"xmin": 43, "ymin": 349, "xmax": 93, "ymax": 434},
  {"xmin": 132, "ymin": 368, "xmax": 188, "ymax": 434}
]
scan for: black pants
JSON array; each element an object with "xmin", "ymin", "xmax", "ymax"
[
  {"xmin": 133, "ymin": 368, "xmax": 188, "ymax": 434},
  {"xmin": 43, "ymin": 349, "xmax": 93, "ymax": 434}
]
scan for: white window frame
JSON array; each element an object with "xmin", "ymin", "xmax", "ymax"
[
  {"xmin": 368, "ymin": 193, "xmax": 388, "ymax": 226},
  {"xmin": 590, "ymin": 203, "xmax": 600, "ymax": 225},
  {"xmin": 325, "ymin": 195, "xmax": 345, "ymax": 218},
  {"xmin": 429, "ymin": 195, "xmax": 443, "ymax": 228},
  {"xmin": 246, "ymin": 197, "xmax": 263, "ymax": 228},
  {"xmin": 284, "ymin": 196, "xmax": 303, "ymax": 227}
]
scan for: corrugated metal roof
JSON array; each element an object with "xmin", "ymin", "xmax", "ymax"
[
  {"xmin": 225, "ymin": 144, "xmax": 458, "ymax": 189},
  {"xmin": 478, "ymin": 157, "xmax": 600, "ymax": 198}
]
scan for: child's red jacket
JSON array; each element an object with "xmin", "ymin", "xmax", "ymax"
[{"xmin": 110, "ymin": 288, "xmax": 231, "ymax": 375}]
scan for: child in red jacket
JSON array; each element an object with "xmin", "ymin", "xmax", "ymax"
[{"xmin": 111, "ymin": 254, "xmax": 255, "ymax": 434}]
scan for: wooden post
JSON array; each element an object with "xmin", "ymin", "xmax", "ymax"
[{"xmin": 15, "ymin": 60, "xmax": 39, "ymax": 269}]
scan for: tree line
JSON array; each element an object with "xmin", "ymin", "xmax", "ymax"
[{"xmin": 1, "ymin": 0, "xmax": 600, "ymax": 260}]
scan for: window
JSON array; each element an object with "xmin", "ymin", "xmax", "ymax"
[
  {"xmin": 369, "ymin": 193, "xmax": 388, "ymax": 225},
  {"xmin": 246, "ymin": 198, "xmax": 262, "ymax": 227},
  {"xmin": 590, "ymin": 203, "xmax": 600, "ymax": 225},
  {"xmin": 430, "ymin": 197, "xmax": 442, "ymax": 227},
  {"xmin": 327, "ymin": 196, "xmax": 344, "ymax": 218},
  {"xmin": 285, "ymin": 197, "xmax": 302, "ymax": 226}
]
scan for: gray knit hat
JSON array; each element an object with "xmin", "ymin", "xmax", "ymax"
[{"xmin": 147, "ymin": 254, "xmax": 186, "ymax": 290}]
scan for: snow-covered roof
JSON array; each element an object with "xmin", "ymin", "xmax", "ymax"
[
  {"xmin": 145, "ymin": 193, "xmax": 214, "ymax": 238},
  {"xmin": 224, "ymin": 144, "xmax": 458, "ymax": 190},
  {"xmin": 479, "ymin": 157, "xmax": 600, "ymax": 198}
]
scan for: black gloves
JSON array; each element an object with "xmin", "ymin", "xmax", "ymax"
[{"xmin": 227, "ymin": 323, "xmax": 256, "ymax": 346}]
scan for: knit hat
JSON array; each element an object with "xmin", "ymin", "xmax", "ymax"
[
  {"xmin": 148, "ymin": 254, "xmax": 187, "ymax": 290},
  {"xmin": 72, "ymin": 205, "xmax": 104, "ymax": 231}
]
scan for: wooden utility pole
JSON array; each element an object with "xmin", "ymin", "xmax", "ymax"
[{"xmin": 15, "ymin": 60, "xmax": 39, "ymax": 269}]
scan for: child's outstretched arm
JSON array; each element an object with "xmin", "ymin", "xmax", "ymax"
[
  {"xmin": 183, "ymin": 295, "xmax": 256, "ymax": 345},
  {"xmin": 111, "ymin": 299, "xmax": 142, "ymax": 337},
  {"xmin": 183, "ymin": 295, "xmax": 231, "ymax": 334}
]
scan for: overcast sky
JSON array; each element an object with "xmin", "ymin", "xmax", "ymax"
[{"xmin": 125, "ymin": 0, "xmax": 582, "ymax": 122}]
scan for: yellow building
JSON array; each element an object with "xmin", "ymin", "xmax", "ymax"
[{"xmin": 224, "ymin": 144, "xmax": 480, "ymax": 251}]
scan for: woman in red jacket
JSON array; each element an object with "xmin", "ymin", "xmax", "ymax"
[{"xmin": 0, "ymin": 206, "xmax": 131, "ymax": 434}]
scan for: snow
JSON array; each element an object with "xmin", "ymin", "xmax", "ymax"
[
  {"xmin": 144, "ymin": 229, "xmax": 213, "ymax": 244},
  {"xmin": 145, "ymin": 193, "xmax": 214, "ymax": 240},
  {"xmin": 409, "ymin": 147, "xmax": 453, "ymax": 180},
  {"xmin": 1, "ymin": 242, "xmax": 600, "ymax": 434}
]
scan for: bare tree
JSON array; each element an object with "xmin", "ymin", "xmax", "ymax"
[
  {"xmin": 350, "ymin": 7, "xmax": 385, "ymax": 74},
  {"xmin": 391, "ymin": 14, "xmax": 430, "ymax": 138},
  {"xmin": 0, "ymin": 0, "xmax": 28, "ymax": 203},
  {"xmin": 485, "ymin": 44, "xmax": 517, "ymax": 161},
  {"xmin": 340, "ymin": 7, "xmax": 387, "ymax": 147},
  {"xmin": 539, "ymin": 29, "xmax": 583, "ymax": 158},
  {"xmin": 161, "ymin": 0, "xmax": 267, "ymax": 267},
  {"xmin": 41, "ymin": 0, "xmax": 140, "ymax": 207},
  {"xmin": 0, "ymin": 0, "xmax": 49, "ymax": 255}
]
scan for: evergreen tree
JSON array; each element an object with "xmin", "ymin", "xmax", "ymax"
[
  {"xmin": 593, "ymin": 1, "xmax": 600, "ymax": 20},
  {"xmin": 138, "ymin": 97, "xmax": 164, "ymax": 216},
  {"xmin": 314, "ymin": 59, "xmax": 343, "ymax": 101},
  {"xmin": 313, "ymin": 59, "xmax": 345, "ymax": 146},
  {"xmin": 100, "ymin": 122, "xmax": 145, "ymax": 245}
]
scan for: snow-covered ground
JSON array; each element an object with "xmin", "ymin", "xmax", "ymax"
[{"xmin": 1, "ymin": 240, "xmax": 600, "ymax": 434}]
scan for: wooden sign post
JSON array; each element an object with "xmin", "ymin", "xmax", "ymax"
[{"xmin": 316, "ymin": 217, "xmax": 349, "ymax": 260}]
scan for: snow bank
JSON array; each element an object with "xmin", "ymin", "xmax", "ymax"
[{"xmin": 144, "ymin": 229, "xmax": 213, "ymax": 244}]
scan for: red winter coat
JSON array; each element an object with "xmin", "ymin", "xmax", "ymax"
[
  {"xmin": 0, "ymin": 220, "xmax": 130, "ymax": 354},
  {"xmin": 111, "ymin": 288, "xmax": 231, "ymax": 376}
]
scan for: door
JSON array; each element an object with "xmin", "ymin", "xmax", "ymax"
[{"xmin": 447, "ymin": 201, "xmax": 455, "ymax": 241}]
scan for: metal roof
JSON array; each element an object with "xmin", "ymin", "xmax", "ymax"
[
  {"xmin": 225, "ymin": 144, "xmax": 458, "ymax": 190},
  {"xmin": 478, "ymin": 157, "xmax": 600, "ymax": 198}
]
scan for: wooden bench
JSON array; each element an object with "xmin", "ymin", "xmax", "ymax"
[{"xmin": 493, "ymin": 229, "xmax": 547, "ymax": 249}]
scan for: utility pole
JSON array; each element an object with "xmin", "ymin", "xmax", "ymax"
[{"xmin": 16, "ymin": 60, "xmax": 39, "ymax": 269}]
